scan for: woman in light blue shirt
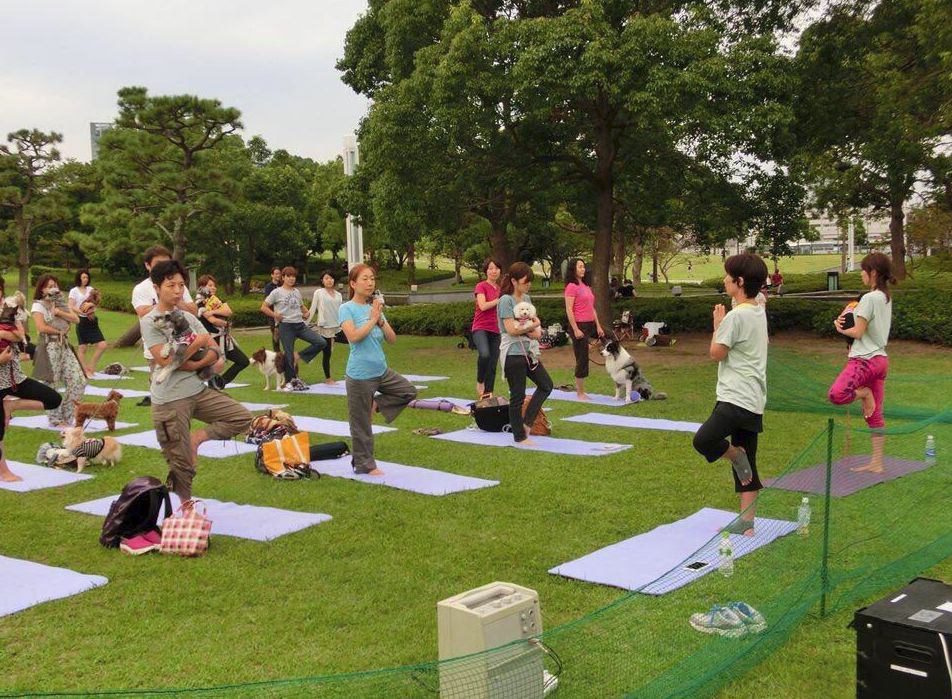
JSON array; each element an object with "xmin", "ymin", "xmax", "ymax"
[{"xmin": 339, "ymin": 264, "xmax": 417, "ymax": 475}]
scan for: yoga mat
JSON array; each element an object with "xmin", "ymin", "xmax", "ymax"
[
  {"xmin": 224, "ymin": 383, "xmax": 250, "ymax": 389},
  {"xmin": 86, "ymin": 385, "xmax": 150, "ymax": 398},
  {"xmin": 114, "ymin": 430, "xmax": 257, "ymax": 458},
  {"xmin": 398, "ymin": 374, "xmax": 449, "ymax": 382},
  {"xmin": 1, "ymin": 556, "xmax": 108, "ymax": 618},
  {"xmin": 240, "ymin": 401, "xmax": 289, "ymax": 412},
  {"xmin": 528, "ymin": 388, "xmax": 634, "ymax": 407},
  {"xmin": 298, "ymin": 383, "xmax": 427, "ymax": 396},
  {"xmin": 9, "ymin": 415, "xmax": 137, "ymax": 433},
  {"xmin": 90, "ymin": 373, "xmax": 129, "ymax": 381},
  {"xmin": 562, "ymin": 413, "xmax": 702, "ymax": 434},
  {"xmin": 311, "ymin": 456, "xmax": 498, "ymax": 495},
  {"xmin": 432, "ymin": 428, "xmax": 630, "ymax": 456},
  {"xmin": 292, "ymin": 415, "xmax": 394, "ymax": 437},
  {"xmin": 427, "ymin": 397, "xmax": 474, "ymax": 410},
  {"xmin": 67, "ymin": 494, "xmax": 331, "ymax": 542},
  {"xmin": 0, "ymin": 462, "xmax": 94, "ymax": 493},
  {"xmin": 130, "ymin": 366, "xmax": 150, "ymax": 373},
  {"xmin": 549, "ymin": 507, "xmax": 798, "ymax": 595},
  {"xmin": 765, "ymin": 455, "xmax": 932, "ymax": 497}
]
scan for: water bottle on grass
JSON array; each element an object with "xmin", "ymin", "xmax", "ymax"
[
  {"xmin": 718, "ymin": 532, "xmax": 734, "ymax": 578},
  {"xmin": 925, "ymin": 435, "xmax": 936, "ymax": 467},
  {"xmin": 797, "ymin": 497, "xmax": 811, "ymax": 537}
]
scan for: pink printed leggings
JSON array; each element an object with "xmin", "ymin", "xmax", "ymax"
[{"xmin": 828, "ymin": 356, "xmax": 889, "ymax": 428}]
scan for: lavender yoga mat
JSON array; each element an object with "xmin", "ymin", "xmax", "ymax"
[
  {"xmin": 292, "ymin": 415, "xmax": 395, "ymax": 437},
  {"xmin": 0, "ymin": 462, "xmax": 94, "ymax": 493},
  {"xmin": 527, "ymin": 388, "xmax": 638, "ymax": 407},
  {"xmin": 90, "ymin": 373, "xmax": 130, "ymax": 381},
  {"xmin": 562, "ymin": 413, "xmax": 701, "ymax": 434},
  {"xmin": 8, "ymin": 415, "xmax": 137, "ymax": 433},
  {"xmin": 398, "ymin": 374, "xmax": 449, "ymax": 382},
  {"xmin": 549, "ymin": 507, "xmax": 798, "ymax": 595},
  {"xmin": 86, "ymin": 385, "xmax": 150, "ymax": 398},
  {"xmin": 114, "ymin": 430, "xmax": 257, "ymax": 458},
  {"xmin": 1, "ymin": 556, "xmax": 108, "ymax": 618},
  {"xmin": 240, "ymin": 401, "xmax": 289, "ymax": 411},
  {"xmin": 297, "ymin": 383, "xmax": 427, "ymax": 397},
  {"xmin": 67, "ymin": 494, "xmax": 331, "ymax": 541},
  {"xmin": 765, "ymin": 455, "xmax": 932, "ymax": 497},
  {"xmin": 432, "ymin": 428, "xmax": 630, "ymax": 456},
  {"xmin": 311, "ymin": 456, "xmax": 498, "ymax": 495}
]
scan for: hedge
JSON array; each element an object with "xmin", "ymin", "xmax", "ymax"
[{"xmin": 384, "ymin": 293, "xmax": 951, "ymax": 345}]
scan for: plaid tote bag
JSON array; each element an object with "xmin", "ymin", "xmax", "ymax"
[{"xmin": 160, "ymin": 501, "xmax": 212, "ymax": 557}]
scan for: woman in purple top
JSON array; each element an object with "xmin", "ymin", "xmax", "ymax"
[
  {"xmin": 564, "ymin": 258, "xmax": 605, "ymax": 400},
  {"xmin": 471, "ymin": 258, "xmax": 502, "ymax": 398}
]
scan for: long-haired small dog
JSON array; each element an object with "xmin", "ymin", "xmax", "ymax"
[
  {"xmin": 79, "ymin": 288, "xmax": 101, "ymax": 321},
  {"xmin": 0, "ymin": 291, "xmax": 27, "ymax": 354},
  {"xmin": 251, "ymin": 348, "xmax": 286, "ymax": 391},
  {"xmin": 74, "ymin": 389, "xmax": 124, "ymax": 431},
  {"xmin": 62, "ymin": 426, "xmax": 122, "ymax": 471},
  {"xmin": 151, "ymin": 308, "xmax": 214, "ymax": 384},
  {"xmin": 600, "ymin": 339, "xmax": 668, "ymax": 403}
]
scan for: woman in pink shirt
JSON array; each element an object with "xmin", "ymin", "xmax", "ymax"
[
  {"xmin": 564, "ymin": 258, "xmax": 605, "ymax": 400},
  {"xmin": 471, "ymin": 258, "xmax": 502, "ymax": 397}
]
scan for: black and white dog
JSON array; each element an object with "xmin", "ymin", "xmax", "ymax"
[{"xmin": 600, "ymin": 339, "xmax": 667, "ymax": 403}]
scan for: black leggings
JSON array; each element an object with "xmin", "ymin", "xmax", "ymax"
[
  {"xmin": 320, "ymin": 337, "xmax": 335, "ymax": 379},
  {"xmin": 692, "ymin": 401, "xmax": 764, "ymax": 493},
  {"xmin": 0, "ymin": 378, "xmax": 63, "ymax": 454},
  {"xmin": 219, "ymin": 343, "xmax": 250, "ymax": 386},
  {"xmin": 503, "ymin": 354, "xmax": 553, "ymax": 443},
  {"xmin": 571, "ymin": 321, "xmax": 598, "ymax": 378}
]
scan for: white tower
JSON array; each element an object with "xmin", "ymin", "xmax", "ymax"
[{"xmin": 343, "ymin": 134, "xmax": 363, "ymax": 270}]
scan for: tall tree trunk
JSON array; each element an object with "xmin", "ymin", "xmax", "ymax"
[
  {"xmin": 172, "ymin": 216, "xmax": 187, "ymax": 262},
  {"xmin": 611, "ymin": 234, "xmax": 626, "ymax": 279},
  {"xmin": 17, "ymin": 215, "xmax": 30, "ymax": 295},
  {"xmin": 631, "ymin": 235, "xmax": 644, "ymax": 286},
  {"xmin": 406, "ymin": 243, "xmax": 416, "ymax": 285},
  {"xmin": 488, "ymin": 218, "xmax": 514, "ymax": 271},
  {"xmin": 592, "ymin": 181, "xmax": 614, "ymax": 325},
  {"xmin": 651, "ymin": 250, "xmax": 659, "ymax": 283},
  {"xmin": 889, "ymin": 198, "xmax": 907, "ymax": 280},
  {"xmin": 454, "ymin": 252, "xmax": 463, "ymax": 283}
]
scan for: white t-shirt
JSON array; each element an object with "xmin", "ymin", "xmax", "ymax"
[
  {"xmin": 714, "ymin": 303, "xmax": 769, "ymax": 415},
  {"xmin": 69, "ymin": 286, "xmax": 94, "ymax": 318},
  {"xmin": 849, "ymin": 289, "xmax": 891, "ymax": 360},
  {"xmin": 132, "ymin": 277, "xmax": 193, "ymax": 358},
  {"xmin": 30, "ymin": 301, "xmax": 52, "ymax": 323}
]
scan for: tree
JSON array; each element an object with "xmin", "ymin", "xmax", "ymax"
[
  {"xmin": 0, "ymin": 129, "xmax": 69, "ymax": 293},
  {"xmin": 90, "ymin": 87, "xmax": 243, "ymax": 263},
  {"xmin": 906, "ymin": 203, "xmax": 952, "ymax": 254},
  {"xmin": 510, "ymin": 0, "xmax": 800, "ymax": 321},
  {"xmin": 794, "ymin": 0, "xmax": 950, "ymax": 280}
]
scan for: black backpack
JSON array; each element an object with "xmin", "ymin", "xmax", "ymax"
[
  {"xmin": 100, "ymin": 476, "xmax": 172, "ymax": 548},
  {"xmin": 309, "ymin": 441, "xmax": 349, "ymax": 461}
]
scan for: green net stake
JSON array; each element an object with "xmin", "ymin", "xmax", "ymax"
[{"xmin": 820, "ymin": 417, "xmax": 834, "ymax": 618}]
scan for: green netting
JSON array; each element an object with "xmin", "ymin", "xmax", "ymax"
[
  {"xmin": 8, "ymin": 412, "xmax": 949, "ymax": 698},
  {"xmin": 766, "ymin": 348, "xmax": 952, "ymax": 423}
]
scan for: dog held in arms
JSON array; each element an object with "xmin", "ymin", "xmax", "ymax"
[
  {"xmin": 73, "ymin": 389, "xmax": 124, "ymax": 431},
  {"xmin": 250, "ymin": 348, "xmax": 286, "ymax": 391},
  {"xmin": 600, "ymin": 339, "xmax": 668, "ymax": 404},
  {"xmin": 150, "ymin": 308, "xmax": 215, "ymax": 385}
]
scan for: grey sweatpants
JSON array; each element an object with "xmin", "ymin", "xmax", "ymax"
[{"xmin": 345, "ymin": 368, "xmax": 417, "ymax": 473}]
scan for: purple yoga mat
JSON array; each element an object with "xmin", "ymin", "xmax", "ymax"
[{"xmin": 765, "ymin": 455, "xmax": 931, "ymax": 497}]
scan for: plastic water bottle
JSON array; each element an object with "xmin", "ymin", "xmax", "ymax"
[
  {"xmin": 925, "ymin": 435, "xmax": 936, "ymax": 467},
  {"xmin": 797, "ymin": 497, "xmax": 811, "ymax": 537},
  {"xmin": 718, "ymin": 532, "xmax": 734, "ymax": 577}
]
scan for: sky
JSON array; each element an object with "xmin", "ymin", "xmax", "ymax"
[{"xmin": 0, "ymin": 0, "xmax": 371, "ymax": 163}]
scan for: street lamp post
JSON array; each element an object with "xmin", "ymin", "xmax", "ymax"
[{"xmin": 343, "ymin": 134, "xmax": 363, "ymax": 271}]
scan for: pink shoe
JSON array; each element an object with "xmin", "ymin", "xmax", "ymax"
[
  {"xmin": 142, "ymin": 530, "xmax": 162, "ymax": 546},
  {"xmin": 119, "ymin": 534, "xmax": 160, "ymax": 556}
]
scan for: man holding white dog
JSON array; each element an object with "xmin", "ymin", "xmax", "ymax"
[{"xmin": 140, "ymin": 259, "xmax": 251, "ymax": 502}]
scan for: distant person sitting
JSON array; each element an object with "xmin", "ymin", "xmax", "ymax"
[{"xmin": 618, "ymin": 280, "xmax": 635, "ymax": 298}]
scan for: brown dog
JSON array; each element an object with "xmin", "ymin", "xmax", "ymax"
[
  {"xmin": 73, "ymin": 390, "xmax": 124, "ymax": 431},
  {"xmin": 250, "ymin": 348, "xmax": 286, "ymax": 391}
]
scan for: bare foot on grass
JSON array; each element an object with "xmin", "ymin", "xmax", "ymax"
[
  {"xmin": 0, "ymin": 468, "xmax": 23, "ymax": 482},
  {"xmin": 367, "ymin": 468, "xmax": 384, "ymax": 476}
]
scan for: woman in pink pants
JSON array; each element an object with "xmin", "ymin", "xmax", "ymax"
[{"xmin": 828, "ymin": 252, "xmax": 895, "ymax": 473}]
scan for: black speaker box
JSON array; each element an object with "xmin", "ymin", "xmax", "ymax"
[{"xmin": 853, "ymin": 577, "xmax": 952, "ymax": 698}]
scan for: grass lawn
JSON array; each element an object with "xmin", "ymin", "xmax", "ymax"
[{"xmin": 0, "ymin": 308, "xmax": 949, "ymax": 697}]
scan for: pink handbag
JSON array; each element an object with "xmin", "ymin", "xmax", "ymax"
[{"xmin": 160, "ymin": 500, "xmax": 212, "ymax": 557}]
